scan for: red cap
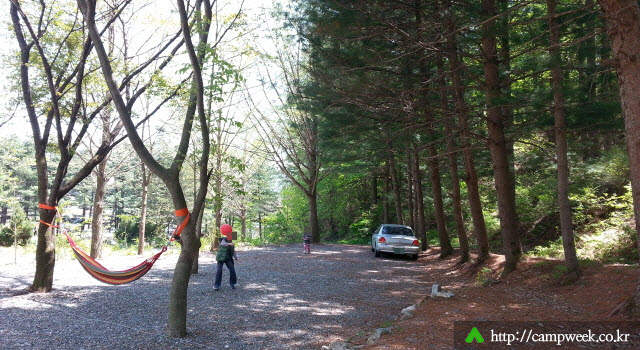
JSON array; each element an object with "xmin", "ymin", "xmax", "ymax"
[{"xmin": 221, "ymin": 224, "xmax": 232, "ymax": 236}]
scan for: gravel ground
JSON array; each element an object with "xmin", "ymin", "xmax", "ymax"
[{"xmin": 0, "ymin": 244, "xmax": 431, "ymax": 349}]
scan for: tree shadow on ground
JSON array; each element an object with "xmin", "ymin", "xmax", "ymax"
[{"xmin": 0, "ymin": 244, "xmax": 431, "ymax": 349}]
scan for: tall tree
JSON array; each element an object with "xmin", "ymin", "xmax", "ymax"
[
  {"xmin": 445, "ymin": 9, "xmax": 490, "ymax": 262},
  {"xmin": 387, "ymin": 146, "xmax": 404, "ymax": 225},
  {"xmin": 9, "ymin": 0, "xmax": 136, "ymax": 291},
  {"xmin": 412, "ymin": 147, "xmax": 428, "ymax": 249},
  {"xmin": 548, "ymin": 0, "xmax": 580, "ymax": 279},
  {"xmin": 78, "ymin": 0, "xmax": 240, "ymax": 336},
  {"xmin": 597, "ymin": 0, "xmax": 640, "ymax": 311},
  {"xmin": 482, "ymin": 0, "xmax": 521, "ymax": 273},
  {"xmin": 250, "ymin": 29, "xmax": 329, "ymax": 243},
  {"xmin": 437, "ymin": 55, "xmax": 469, "ymax": 263},
  {"xmin": 138, "ymin": 160, "xmax": 153, "ymax": 255}
]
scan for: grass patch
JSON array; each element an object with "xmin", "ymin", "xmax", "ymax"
[
  {"xmin": 533, "ymin": 260, "xmax": 552, "ymax": 268},
  {"xmin": 378, "ymin": 320, "xmax": 394, "ymax": 329},
  {"xmin": 335, "ymin": 237, "xmax": 370, "ymax": 245},
  {"xmin": 475, "ymin": 267, "xmax": 497, "ymax": 286},
  {"xmin": 527, "ymin": 227, "xmax": 637, "ymax": 265},
  {"xmin": 551, "ymin": 265, "xmax": 568, "ymax": 280}
]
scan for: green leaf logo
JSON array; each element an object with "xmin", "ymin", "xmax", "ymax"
[{"xmin": 465, "ymin": 327, "xmax": 484, "ymax": 344}]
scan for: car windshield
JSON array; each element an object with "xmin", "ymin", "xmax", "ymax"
[{"xmin": 382, "ymin": 226, "xmax": 413, "ymax": 236}]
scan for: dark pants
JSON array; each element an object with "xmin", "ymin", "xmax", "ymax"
[{"xmin": 214, "ymin": 259, "xmax": 237, "ymax": 288}]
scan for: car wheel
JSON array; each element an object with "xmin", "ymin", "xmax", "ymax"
[
  {"xmin": 410, "ymin": 254, "xmax": 418, "ymax": 260},
  {"xmin": 374, "ymin": 245, "xmax": 381, "ymax": 257}
]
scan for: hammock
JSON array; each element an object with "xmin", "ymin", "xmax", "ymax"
[
  {"xmin": 62, "ymin": 231, "xmax": 167, "ymax": 284},
  {"xmin": 39, "ymin": 203, "xmax": 190, "ymax": 285}
]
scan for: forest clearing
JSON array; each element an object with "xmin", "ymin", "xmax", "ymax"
[
  {"xmin": 3, "ymin": 0, "xmax": 640, "ymax": 348},
  {"xmin": 1, "ymin": 245, "xmax": 636, "ymax": 349}
]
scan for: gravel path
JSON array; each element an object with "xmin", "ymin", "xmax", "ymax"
[{"xmin": 0, "ymin": 244, "xmax": 431, "ymax": 349}]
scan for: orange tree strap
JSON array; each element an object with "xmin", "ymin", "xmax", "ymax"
[
  {"xmin": 39, "ymin": 220, "xmax": 60, "ymax": 228},
  {"xmin": 170, "ymin": 208, "xmax": 190, "ymax": 241},
  {"xmin": 38, "ymin": 203, "xmax": 60, "ymax": 228},
  {"xmin": 175, "ymin": 208, "xmax": 189, "ymax": 217}
]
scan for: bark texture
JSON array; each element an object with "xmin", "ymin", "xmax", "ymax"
[
  {"xmin": 597, "ymin": 0, "xmax": 640, "ymax": 313},
  {"xmin": 413, "ymin": 149, "xmax": 428, "ymax": 250},
  {"xmin": 549, "ymin": 0, "xmax": 580, "ymax": 279},
  {"xmin": 482, "ymin": 0, "xmax": 520, "ymax": 272},
  {"xmin": 388, "ymin": 148, "xmax": 404, "ymax": 225},
  {"xmin": 448, "ymin": 39, "xmax": 489, "ymax": 261},
  {"xmin": 427, "ymin": 134, "xmax": 453, "ymax": 258},
  {"xmin": 138, "ymin": 163, "xmax": 152, "ymax": 255},
  {"xmin": 91, "ymin": 159, "xmax": 107, "ymax": 259}
]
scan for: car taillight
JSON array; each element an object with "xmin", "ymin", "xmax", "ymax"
[
  {"xmin": 378, "ymin": 237, "xmax": 386, "ymax": 244},
  {"xmin": 412, "ymin": 240, "xmax": 419, "ymax": 246}
]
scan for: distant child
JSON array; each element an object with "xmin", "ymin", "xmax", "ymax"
[{"xmin": 303, "ymin": 235, "xmax": 311, "ymax": 254}]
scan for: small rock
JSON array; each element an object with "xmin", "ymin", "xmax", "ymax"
[
  {"xmin": 401, "ymin": 305, "xmax": 416, "ymax": 314},
  {"xmin": 400, "ymin": 305, "xmax": 417, "ymax": 320},
  {"xmin": 323, "ymin": 342, "xmax": 353, "ymax": 350},
  {"xmin": 432, "ymin": 284, "xmax": 442, "ymax": 295},
  {"xmin": 431, "ymin": 283, "xmax": 455, "ymax": 298},
  {"xmin": 367, "ymin": 327, "xmax": 392, "ymax": 343}
]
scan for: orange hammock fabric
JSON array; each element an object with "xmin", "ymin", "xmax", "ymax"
[
  {"xmin": 39, "ymin": 204, "xmax": 190, "ymax": 285},
  {"xmin": 62, "ymin": 231, "xmax": 166, "ymax": 285}
]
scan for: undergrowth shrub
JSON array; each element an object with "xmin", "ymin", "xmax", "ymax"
[{"xmin": 476, "ymin": 267, "xmax": 496, "ymax": 286}]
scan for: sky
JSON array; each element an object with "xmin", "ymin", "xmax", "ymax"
[{"xmin": 0, "ymin": 0, "xmax": 291, "ymax": 144}]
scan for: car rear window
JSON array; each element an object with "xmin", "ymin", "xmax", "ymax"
[{"xmin": 382, "ymin": 227, "xmax": 413, "ymax": 236}]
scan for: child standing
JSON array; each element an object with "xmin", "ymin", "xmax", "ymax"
[
  {"xmin": 214, "ymin": 225, "xmax": 238, "ymax": 291},
  {"xmin": 303, "ymin": 235, "xmax": 311, "ymax": 254}
]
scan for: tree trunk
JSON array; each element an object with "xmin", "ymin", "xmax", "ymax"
[
  {"xmin": 191, "ymin": 205, "xmax": 205, "ymax": 274},
  {"xmin": 372, "ymin": 173, "xmax": 378, "ymax": 205},
  {"xmin": 584, "ymin": 0, "xmax": 596, "ymax": 101},
  {"xmin": 81, "ymin": 206, "xmax": 86, "ymax": 232},
  {"xmin": 482, "ymin": 0, "xmax": 520, "ymax": 273},
  {"xmin": 406, "ymin": 151, "xmax": 415, "ymax": 229},
  {"xmin": 383, "ymin": 162, "xmax": 390, "ymax": 223},
  {"xmin": 549, "ymin": 0, "xmax": 580, "ymax": 279},
  {"xmin": 446, "ymin": 17, "xmax": 489, "ymax": 262},
  {"xmin": 112, "ymin": 187, "xmax": 119, "ymax": 231},
  {"xmin": 597, "ymin": 0, "xmax": 640, "ymax": 312},
  {"xmin": 240, "ymin": 209, "xmax": 247, "ymax": 241},
  {"xmin": 91, "ymin": 159, "xmax": 107, "ymax": 259},
  {"xmin": 258, "ymin": 212, "xmax": 262, "ymax": 239},
  {"xmin": 138, "ymin": 164, "xmax": 151, "ymax": 255},
  {"xmin": 308, "ymin": 191, "xmax": 320, "ymax": 243},
  {"xmin": 427, "ymin": 134, "xmax": 453, "ymax": 258},
  {"xmin": 388, "ymin": 148, "xmax": 404, "ymax": 225},
  {"xmin": 438, "ymin": 54, "xmax": 469, "ymax": 262},
  {"xmin": 413, "ymin": 148, "xmax": 428, "ymax": 250},
  {"xmin": 89, "ymin": 190, "xmax": 94, "ymax": 217},
  {"xmin": 32, "ymin": 209, "xmax": 56, "ymax": 292},
  {"xmin": 212, "ymin": 206, "xmax": 221, "ymax": 250},
  {"xmin": 447, "ymin": 140, "xmax": 469, "ymax": 263},
  {"xmin": 499, "ymin": 0, "xmax": 518, "ymax": 219},
  {"xmin": 167, "ymin": 216, "xmax": 198, "ymax": 338}
]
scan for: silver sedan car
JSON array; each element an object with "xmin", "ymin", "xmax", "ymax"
[{"xmin": 371, "ymin": 224, "xmax": 420, "ymax": 260}]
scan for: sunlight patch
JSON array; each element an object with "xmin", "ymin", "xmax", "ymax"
[
  {"xmin": 243, "ymin": 283, "xmax": 279, "ymax": 292},
  {"xmin": 0, "ymin": 297, "xmax": 52, "ymax": 310}
]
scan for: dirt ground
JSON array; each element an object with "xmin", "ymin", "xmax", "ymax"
[
  {"xmin": 2, "ymin": 245, "xmax": 638, "ymax": 349},
  {"xmin": 348, "ymin": 248, "xmax": 639, "ymax": 349}
]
